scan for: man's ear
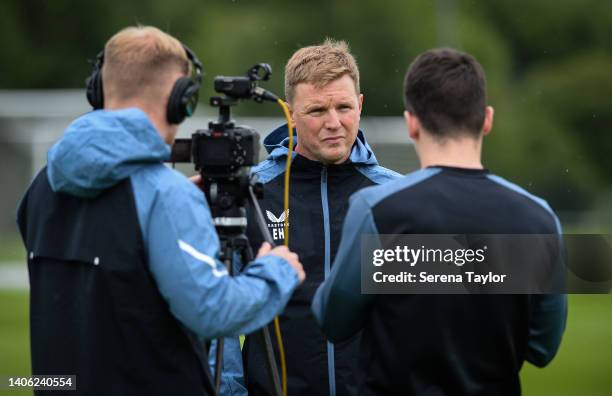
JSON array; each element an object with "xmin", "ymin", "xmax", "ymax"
[
  {"xmin": 358, "ymin": 94, "xmax": 364, "ymax": 114},
  {"xmin": 404, "ymin": 111, "xmax": 420, "ymax": 141},
  {"xmin": 286, "ymin": 101, "xmax": 296, "ymax": 127},
  {"xmin": 482, "ymin": 106, "xmax": 494, "ymax": 136}
]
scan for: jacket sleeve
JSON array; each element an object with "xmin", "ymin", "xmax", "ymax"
[
  {"xmin": 526, "ymin": 294, "xmax": 567, "ymax": 367},
  {"xmin": 526, "ymin": 208, "xmax": 567, "ymax": 367},
  {"xmin": 312, "ymin": 192, "xmax": 376, "ymax": 343},
  {"xmin": 131, "ymin": 167, "xmax": 299, "ymax": 340}
]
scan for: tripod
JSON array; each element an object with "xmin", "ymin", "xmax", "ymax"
[
  {"xmin": 211, "ymin": 182, "xmax": 283, "ymax": 396},
  {"xmin": 175, "ymin": 87, "xmax": 287, "ymax": 396}
]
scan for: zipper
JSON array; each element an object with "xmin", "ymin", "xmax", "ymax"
[{"xmin": 320, "ymin": 166, "xmax": 336, "ymax": 396}]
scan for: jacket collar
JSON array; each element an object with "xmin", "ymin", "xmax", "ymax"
[{"xmin": 263, "ymin": 123, "xmax": 379, "ymax": 166}]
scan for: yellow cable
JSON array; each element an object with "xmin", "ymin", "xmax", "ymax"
[
  {"xmin": 274, "ymin": 98, "xmax": 294, "ymax": 396},
  {"xmin": 272, "ymin": 318, "xmax": 287, "ymax": 396},
  {"xmin": 274, "ymin": 99, "xmax": 293, "ymax": 396},
  {"xmin": 278, "ymin": 99, "xmax": 294, "ymax": 247}
]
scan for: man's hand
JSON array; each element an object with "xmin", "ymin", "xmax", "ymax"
[
  {"xmin": 189, "ymin": 174, "xmax": 204, "ymax": 191},
  {"xmin": 257, "ymin": 242, "xmax": 305, "ymax": 283}
]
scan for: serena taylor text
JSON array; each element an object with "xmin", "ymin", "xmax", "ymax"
[{"xmin": 373, "ymin": 271, "xmax": 507, "ymax": 285}]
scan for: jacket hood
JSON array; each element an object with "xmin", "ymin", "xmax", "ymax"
[
  {"xmin": 263, "ymin": 123, "xmax": 379, "ymax": 166},
  {"xmin": 47, "ymin": 108, "xmax": 170, "ymax": 198}
]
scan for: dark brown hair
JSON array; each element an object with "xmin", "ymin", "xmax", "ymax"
[{"xmin": 403, "ymin": 48, "xmax": 487, "ymax": 139}]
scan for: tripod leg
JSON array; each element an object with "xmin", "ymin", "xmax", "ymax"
[
  {"xmin": 213, "ymin": 243, "xmax": 234, "ymax": 394},
  {"xmin": 244, "ymin": 326, "xmax": 283, "ymax": 396},
  {"xmin": 261, "ymin": 325, "xmax": 283, "ymax": 396},
  {"xmin": 240, "ymin": 228, "xmax": 283, "ymax": 396},
  {"xmin": 248, "ymin": 185, "xmax": 275, "ymax": 245},
  {"xmin": 214, "ymin": 338, "xmax": 225, "ymax": 393}
]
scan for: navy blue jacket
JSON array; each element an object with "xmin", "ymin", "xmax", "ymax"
[
  {"xmin": 313, "ymin": 166, "xmax": 567, "ymax": 396},
  {"xmin": 239, "ymin": 125, "xmax": 400, "ymax": 396}
]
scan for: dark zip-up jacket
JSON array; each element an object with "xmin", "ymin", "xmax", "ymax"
[
  {"xmin": 313, "ymin": 166, "xmax": 568, "ymax": 396},
  {"xmin": 242, "ymin": 125, "xmax": 401, "ymax": 396}
]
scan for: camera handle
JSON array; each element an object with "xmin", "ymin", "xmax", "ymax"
[
  {"xmin": 212, "ymin": 184, "xmax": 282, "ymax": 396},
  {"xmin": 209, "ymin": 97, "xmax": 237, "ymax": 129}
]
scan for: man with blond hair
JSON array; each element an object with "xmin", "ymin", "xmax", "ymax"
[
  {"xmin": 17, "ymin": 25, "xmax": 304, "ymax": 396},
  {"xmin": 215, "ymin": 39, "xmax": 400, "ymax": 396}
]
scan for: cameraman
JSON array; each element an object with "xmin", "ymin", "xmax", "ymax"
[{"xmin": 17, "ymin": 25, "xmax": 304, "ymax": 396}]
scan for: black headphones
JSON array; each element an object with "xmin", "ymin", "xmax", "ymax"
[{"xmin": 85, "ymin": 44, "xmax": 203, "ymax": 124}]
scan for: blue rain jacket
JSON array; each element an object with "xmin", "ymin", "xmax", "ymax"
[{"xmin": 46, "ymin": 108, "xmax": 300, "ymax": 342}]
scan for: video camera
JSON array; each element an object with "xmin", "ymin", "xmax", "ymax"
[
  {"xmin": 170, "ymin": 63, "xmax": 279, "ymax": 234},
  {"xmin": 171, "ymin": 63, "xmax": 277, "ymax": 175}
]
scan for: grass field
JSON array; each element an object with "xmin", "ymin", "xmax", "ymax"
[
  {"xmin": 0, "ymin": 290, "xmax": 610, "ymax": 395},
  {"xmin": 520, "ymin": 295, "xmax": 612, "ymax": 396},
  {"xmin": 0, "ymin": 291, "xmax": 31, "ymax": 396},
  {"xmin": 0, "ymin": 235, "xmax": 24, "ymax": 264}
]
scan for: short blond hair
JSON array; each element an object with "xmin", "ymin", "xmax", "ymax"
[
  {"xmin": 102, "ymin": 26, "xmax": 190, "ymax": 102},
  {"xmin": 284, "ymin": 38, "xmax": 360, "ymax": 103}
]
